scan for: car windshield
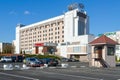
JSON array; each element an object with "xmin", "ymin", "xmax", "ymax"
[
  {"xmin": 4, "ymin": 57, "xmax": 11, "ymax": 58},
  {"xmin": 29, "ymin": 58, "xmax": 39, "ymax": 62}
]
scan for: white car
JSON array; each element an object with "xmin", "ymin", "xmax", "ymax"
[{"xmin": 1, "ymin": 56, "xmax": 12, "ymax": 62}]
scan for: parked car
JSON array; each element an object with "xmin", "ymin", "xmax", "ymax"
[
  {"xmin": 11, "ymin": 55, "xmax": 23, "ymax": 62},
  {"xmin": 61, "ymin": 57, "xmax": 79, "ymax": 62},
  {"xmin": 24, "ymin": 57, "xmax": 44, "ymax": 67},
  {"xmin": 0, "ymin": 56, "xmax": 12, "ymax": 62},
  {"xmin": 61, "ymin": 58, "xmax": 69, "ymax": 62},
  {"xmin": 40, "ymin": 58, "xmax": 59, "ymax": 66},
  {"xmin": 67, "ymin": 58, "xmax": 79, "ymax": 62}
]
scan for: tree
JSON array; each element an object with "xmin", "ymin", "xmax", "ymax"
[{"xmin": 3, "ymin": 43, "xmax": 14, "ymax": 54}]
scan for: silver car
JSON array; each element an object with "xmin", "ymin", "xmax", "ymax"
[
  {"xmin": 1, "ymin": 56, "xmax": 12, "ymax": 62},
  {"xmin": 24, "ymin": 57, "xmax": 44, "ymax": 67}
]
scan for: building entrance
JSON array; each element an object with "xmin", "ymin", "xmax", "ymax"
[
  {"xmin": 94, "ymin": 46, "xmax": 102, "ymax": 59},
  {"xmin": 34, "ymin": 42, "xmax": 57, "ymax": 54}
]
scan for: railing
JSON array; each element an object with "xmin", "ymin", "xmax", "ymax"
[{"xmin": 95, "ymin": 58, "xmax": 110, "ymax": 68}]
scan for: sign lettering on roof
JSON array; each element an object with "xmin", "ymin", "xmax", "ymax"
[{"xmin": 98, "ymin": 32, "xmax": 116, "ymax": 36}]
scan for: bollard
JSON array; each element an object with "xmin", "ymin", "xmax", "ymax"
[
  {"xmin": 61, "ymin": 63, "xmax": 68, "ymax": 68},
  {"xmin": 44, "ymin": 64, "xmax": 48, "ymax": 68},
  {"xmin": 21, "ymin": 64, "xmax": 30, "ymax": 70},
  {"xmin": 22, "ymin": 64, "xmax": 27, "ymax": 68},
  {"xmin": 15, "ymin": 65, "xmax": 20, "ymax": 69},
  {"xmin": 3, "ymin": 64, "xmax": 13, "ymax": 70}
]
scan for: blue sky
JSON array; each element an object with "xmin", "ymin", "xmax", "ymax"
[{"xmin": 0, "ymin": 0, "xmax": 120, "ymax": 42}]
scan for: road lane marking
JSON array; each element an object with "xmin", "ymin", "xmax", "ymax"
[
  {"xmin": 0, "ymin": 72, "xmax": 39, "ymax": 80},
  {"xmin": 76, "ymin": 69, "xmax": 120, "ymax": 77},
  {"xmin": 40, "ymin": 71, "xmax": 102, "ymax": 80}
]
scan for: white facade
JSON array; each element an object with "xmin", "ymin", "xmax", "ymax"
[
  {"xmin": 57, "ymin": 35, "xmax": 95, "ymax": 58},
  {"xmin": 15, "ymin": 25, "xmax": 21, "ymax": 54},
  {"xmin": 64, "ymin": 9, "xmax": 89, "ymax": 43},
  {"xmin": 15, "ymin": 8, "xmax": 93, "ymax": 60},
  {"xmin": 0, "ymin": 43, "xmax": 3, "ymax": 52}
]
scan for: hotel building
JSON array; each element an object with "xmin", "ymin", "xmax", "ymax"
[{"xmin": 15, "ymin": 8, "xmax": 95, "ymax": 61}]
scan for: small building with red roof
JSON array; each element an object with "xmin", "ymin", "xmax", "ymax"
[{"xmin": 89, "ymin": 35, "xmax": 118, "ymax": 67}]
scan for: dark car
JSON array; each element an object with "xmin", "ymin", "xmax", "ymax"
[
  {"xmin": 61, "ymin": 57, "xmax": 79, "ymax": 62},
  {"xmin": 61, "ymin": 58, "xmax": 69, "ymax": 62},
  {"xmin": 40, "ymin": 58, "xmax": 59, "ymax": 66},
  {"xmin": 24, "ymin": 57, "xmax": 44, "ymax": 67},
  {"xmin": 11, "ymin": 55, "xmax": 23, "ymax": 62},
  {"xmin": 67, "ymin": 58, "xmax": 79, "ymax": 62}
]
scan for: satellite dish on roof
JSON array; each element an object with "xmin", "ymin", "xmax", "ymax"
[
  {"xmin": 68, "ymin": 3, "xmax": 85, "ymax": 11},
  {"xmin": 78, "ymin": 3, "xmax": 84, "ymax": 10}
]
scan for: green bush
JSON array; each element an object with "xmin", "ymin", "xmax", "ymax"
[
  {"xmin": 24, "ymin": 54, "xmax": 37, "ymax": 58},
  {"xmin": 24, "ymin": 54, "xmax": 60, "ymax": 60}
]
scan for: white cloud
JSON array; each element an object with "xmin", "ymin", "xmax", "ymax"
[
  {"xmin": 9, "ymin": 11, "xmax": 17, "ymax": 15},
  {"xmin": 24, "ymin": 11, "xmax": 30, "ymax": 15}
]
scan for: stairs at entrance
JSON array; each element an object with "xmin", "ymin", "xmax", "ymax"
[{"xmin": 95, "ymin": 58, "xmax": 110, "ymax": 68}]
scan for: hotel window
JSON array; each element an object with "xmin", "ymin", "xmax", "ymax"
[
  {"xmin": 58, "ymin": 22, "xmax": 59, "ymax": 25},
  {"xmin": 55, "ymin": 41, "xmax": 57, "ymax": 43},
  {"xmin": 45, "ymin": 25, "xmax": 47, "ymax": 28},
  {"xmin": 55, "ymin": 36, "xmax": 57, "ymax": 39},
  {"xmin": 39, "ymin": 27, "xmax": 41, "ymax": 29},
  {"xmin": 51, "ymin": 24, "xmax": 53, "ymax": 27},
  {"xmin": 61, "ymin": 21, "xmax": 64, "ymax": 24},
  {"xmin": 34, "ymin": 28, "xmax": 36, "ymax": 31},
  {"xmin": 55, "ymin": 32, "xmax": 57, "ymax": 34},
  {"xmin": 55, "ymin": 28, "xmax": 57, "ymax": 30},
  {"xmin": 51, "ymin": 28, "xmax": 53, "ymax": 31},
  {"xmin": 62, "ymin": 26, "xmax": 64, "ymax": 29},
  {"xmin": 51, "ymin": 37, "xmax": 53, "ymax": 39}
]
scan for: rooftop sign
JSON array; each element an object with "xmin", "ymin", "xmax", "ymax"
[{"xmin": 98, "ymin": 32, "xmax": 116, "ymax": 36}]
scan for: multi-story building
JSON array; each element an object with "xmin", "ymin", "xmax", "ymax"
[
  {"xmin": 15, "ymin": 6, "xmax": 95, "ymax": 61},
  {"xmin": 0, "ymin": 42, "xmax": 12, "ymax": 53}
]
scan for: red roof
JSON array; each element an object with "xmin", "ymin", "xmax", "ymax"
[{"xmin": 89, "ymin": 35, "xmax": 118, "ymax": 45}]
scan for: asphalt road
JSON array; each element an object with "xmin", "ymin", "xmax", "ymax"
[
  {"xmin": 0, "ymin": 62, "xmax": 120, "ymax": 80},
  {"xmin": 0, "ymin": 66, "xmax": 120, "ymax": 80}
]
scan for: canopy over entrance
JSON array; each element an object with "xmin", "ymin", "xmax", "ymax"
[{"xmin": 34, "ymin": 42, "xmax": 57, "ymax": 54}]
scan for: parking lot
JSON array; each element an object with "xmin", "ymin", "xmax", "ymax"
[{"xmin": 0, "ymin": 62, "xmax": 120, "ymax": 80}]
